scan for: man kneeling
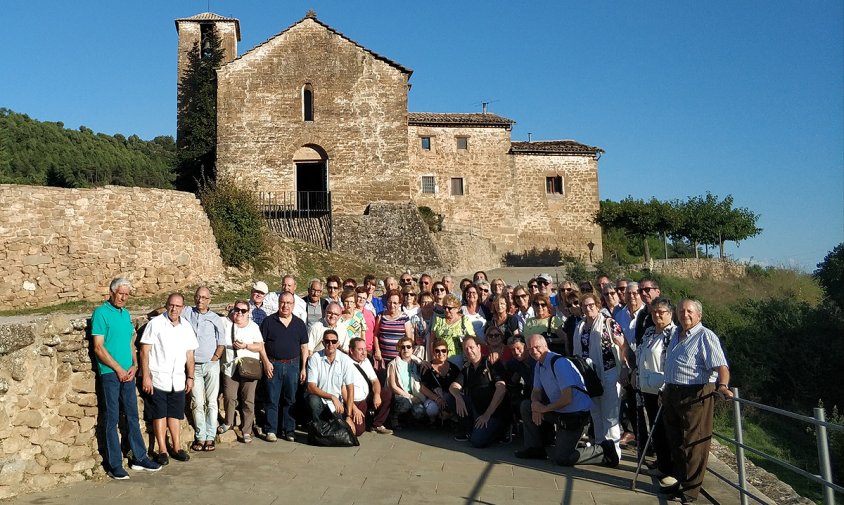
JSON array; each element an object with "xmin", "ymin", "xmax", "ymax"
[
  {"xmin": 515, "ymin": 334, "xmax": 619, "ymax": 467},
  {"xmin": 306, "ymin": 329, "xmax": 355, "ymax": 432}
]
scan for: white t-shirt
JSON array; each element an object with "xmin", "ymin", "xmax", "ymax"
[
  {"xmin": 140, "ymin": 314, "xmax": 199, "ymax": 392},
  {"xmin": 221, "ymin": 318, "xmax": 264, "ymax": 378}
]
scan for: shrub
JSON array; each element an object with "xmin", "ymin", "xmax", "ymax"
[
  {"xmin": 198, "ymin": 179, "xmax": 269, "ymax": 270},
  {"xmin": 561, "ymin": 254, "xmax": 589, "ymax": 283},
  {"xmin": 417, "ymin": 206, "xmax": 443, "ymax": 232},
  {"xmin": 503, "ymin": 247, "xmax": 562, "ymax": 267}
]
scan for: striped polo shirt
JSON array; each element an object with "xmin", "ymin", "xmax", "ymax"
[{"xmin": 664, "ymin": 323, "xmax": 728, "ymax": 385}]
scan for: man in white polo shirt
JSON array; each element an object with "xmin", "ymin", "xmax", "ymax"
[{"xmin": 140, "ymin": 293, "xmax": 198, "ymax": 466}]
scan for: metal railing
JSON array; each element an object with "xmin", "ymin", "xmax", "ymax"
[
  {"xmin": 713, "ymin": 388, "xmax": 843, "ymax": 505},
  {"xmin": 257, "ymin": 191, "xmax": 331, "ymax": 217}
]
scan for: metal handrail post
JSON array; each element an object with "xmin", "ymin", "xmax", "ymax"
[
  {"xmin": 814, "ymin": 407, "xmax": 835, "ymax": 505},
  {"xmin": 733, "ymin": 387, "xmax": 749, "ymax": 505}
]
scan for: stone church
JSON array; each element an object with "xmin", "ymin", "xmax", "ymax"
[{"xmin": 175, "ymin": 11, "xmax": 604, "ymax": 271}]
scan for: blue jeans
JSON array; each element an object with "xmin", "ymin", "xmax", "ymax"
[
  {"xmin": 264, "ymin": 361, "xmax": 299, "ymax": 435},
  {"xmin": 191, "ymin": 361, "xmax": 220, "ymax": 441},
  {"xmin": 100, "ymin": 373, "xmax": 150, "ymax": 471},
  {"xmin": 449, "ymin": 392, "xmax": 506, "ymax": 448}
]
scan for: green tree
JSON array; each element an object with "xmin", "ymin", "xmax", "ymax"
[
  {"xmin": 595, "ymin": 197, "xmax": 676, "ymax": 263},
  {"xmin": 176, "ymin": 26, "xmax": 226, "ymax": 192},
  {"xmin": 815, "ymin": 243, "xmax": 844, "ymax": 310},
  {"xmin": 673, "ymin": 193, "xmax": 761, "ymax": 258}
]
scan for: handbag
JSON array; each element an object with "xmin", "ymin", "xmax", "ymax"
[{"xmin": 231, "ymin": 323, "xmax": 263, "ymax": 380}]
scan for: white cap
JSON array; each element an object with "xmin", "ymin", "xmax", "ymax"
[{"xmin": 252, "ymin": 281, "xmax": 269, "ymax": 294}]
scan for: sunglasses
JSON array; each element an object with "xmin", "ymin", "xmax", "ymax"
[
  {"xmin": 401, "ymin": 278, "xmax": 413, "ymax": 284},
  {"xmin": 434, "ymin": 288, "xmax": 446, "ymax": 292},
  {"xmin": 617, "ymin": 286, "xmax": 627, "ymax": 291},
  {"xmin": 234, "ymin": 308, "xmax": 249, "ymax": 314},
  {"xmin": 562, "ymin": 287, "xmax": 573, "ymax": 292},
  {"xmin": 528, "ymin": 284, "xmax": 538, "ymax": 289},
  {"xmin": 403, "ymin": 292, "xmax": 417, "ymax": 297},
  {"xmin": 602, "ymin": 291, "xmax": 616, "ymax": 296},
  {"xmin": 433, "ymin": 349, "xmax": 448, "ymax": 354},
  {"xmin": 532, "ymin": 302, "xmax": 547, "ymax": 307},
  {"xmin": 488, "ymin": 333, "xmax": 503, "ymax": 338},
  {"xmin": 327, "ymin": 286, "xmax": 339, "ymax": 291},
  {"xmin": 516, "ymin": 293, "xmax": 528, "ymax": 298},
  {"xmin": 444, "ymin": 306, "xmax": 459, "ymax": 311},
  {"xmin": 400, "ymin": 345, "xmax": 413, "ymax": 350},
  {"xmin": 537, "ymin": 280, "xmax": 549, "ymax": 285},
  {"xmin": 323, "ymin": 339, "xmax": 339, "ymax": 345},
  {"xmin": 639, "ymin": 287, "xmax": 656, "ymax": 293},
  {"xmin": 480, "ymin": 288, "xmax": 490, "ymax": 293},
  {"xmin": 566, "ymin": 302, "xmax": 580, "ymax": 308}
]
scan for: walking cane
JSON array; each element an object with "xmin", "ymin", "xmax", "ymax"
[{"xmin": 630, "ymin": 402, "xmax": 664, "ymax": 491}]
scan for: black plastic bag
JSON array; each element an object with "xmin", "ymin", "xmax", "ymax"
[{"xmin": 307, "ymin": 417, "xmax": 360, "ymax": 447}]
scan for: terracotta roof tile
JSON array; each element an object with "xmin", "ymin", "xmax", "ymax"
[
  {"xmin": 175, "ymin": 12, "xmax": 241, "ymax": 40},
  {"xmin": 509, "ymin": 140, "xmax": 604, "ymax": 157},
  {"xmin": 408, "ymin": 112, "xmax": 515, "ymax": 127}
]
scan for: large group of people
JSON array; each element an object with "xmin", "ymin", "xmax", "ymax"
[{"xmin": 93, "ymin": 271, "xmax": 733, "ymax": 502}]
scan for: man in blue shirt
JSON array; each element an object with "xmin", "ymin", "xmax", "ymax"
[
  {"xmin": 91, "ymin": 278, "xmax": 161, "ymax": 479},
  {"xmin": 515, "ymin": 334, "xmax": 619, "ymax": 467}
]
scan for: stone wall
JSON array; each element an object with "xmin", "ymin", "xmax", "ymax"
[
  {"xmin": 0, "ymin": 185, "xmax": 225, "ymax": 310},
  {"xmin": 0, "ymin": 314, "xmax": 203, "ymax": 500},
  {"xmin": 333, "ymin": 202, "xmax": 444, "ymax": 272},
  {"xmin": 636, "ymin": 258, "xmax": 747, "ymax": 280},
  {"xmin": 216, "ymin": 17, "xmax": 412, "ymax": 215},
  {"xmin": 512, "ymin": 153, "xmax": 603, "ymax": 262},
  {"xmin": 431, "ymin": 231, "xmax": 501, "ymax": 275}
]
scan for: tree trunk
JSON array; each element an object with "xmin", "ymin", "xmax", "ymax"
[
  {"xmin": 719, "ymin": 230, "xmax": 724, "ymax": 259},
  {"xmin": 643, "ymin": 237, "xmax": 651, "ymax": 263},
  {"xmin": 694, "ymin": 241, "xmax": 699, "ymax": 259},
  {"xmin": 663, "ymin": 232, "xmax": 669, "ymax": 260}
]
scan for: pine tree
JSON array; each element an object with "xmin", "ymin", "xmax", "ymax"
[{"xmin": 176, "ymin": 26, "xmax": 226, "ymax": 192}]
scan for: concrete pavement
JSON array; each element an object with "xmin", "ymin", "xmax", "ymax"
[{"xmin": 8, "ymin": 426, "xmax": 745, "ymax": 505}]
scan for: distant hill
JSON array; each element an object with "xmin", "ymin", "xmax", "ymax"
[{"xmin": 0, "ymin": 108, "xmax": 176, "ymax": 189}]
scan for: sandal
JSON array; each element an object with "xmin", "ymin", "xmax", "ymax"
[
  {"xmin": 190, "ymin": 440, "xmax": 204, "ymax": 452},
  {"xmin": 204, "ymin": 441, "xmax": 216, "ymax": 452}
]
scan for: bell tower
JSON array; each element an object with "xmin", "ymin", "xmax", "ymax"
[{"xmin": 175, "ymin": 12, "xmax": 240, "ymax": 82}]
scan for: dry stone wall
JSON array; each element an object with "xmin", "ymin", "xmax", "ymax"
[
  {"xmin": 637, "ymin": 258, "xmax": 747, "ymax": 280},
  {"xmin": 0, "ymin": 314, "xmax": 207, "ymax": 500},
  {"xmin": 0, "ymin": 185, "xmax": 224, "ymax": 310}
]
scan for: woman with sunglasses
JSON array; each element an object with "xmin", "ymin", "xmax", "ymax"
[
  {"xmin": 401, "ymin": 285, "xmax": 419, "ymax": 318},
  {"xmin": 482, "ymin": 326, "xmax": 512, "ymax": 364},
  {"xmin": 430, "ymin": 281, "xmax": 448, "ymax": 316},
  {"xmin": 220, "ymin": 300, "xmax": 267, "ymax": 444},
  {"xmin": 419, "ymin": 338, "xmax": 460, "ymax": 424},
  {"xmin": 461, "ymin": 284, "xmax": 488, "ymax": 340},
  {"xmin": 430, "ymin": 294, "xmax": 476, "ymax": 367},
  {"xmin": 573, "ymin": 292, "xmax": 628, "ymax": 463},
  {"xmin": 373, "ymin": 289, "xmax": 413, "ymax": 367},
  {"xmin": 354, "ymin": 287, "xmax": 375, "ymax": 353},
  {"xmin": 386, "ymin": 336, "xmax": 427, "ymax": 428},
  {"xmin": 523, "ymin": 293, "xmax": 567, "ymax": 354}
]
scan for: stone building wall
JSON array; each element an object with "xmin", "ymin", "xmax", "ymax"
[
  {"xmin": 0, "ymin": 314, "xmax": 203, "ymax": 500},
  {"xmin": 333, "ymin": 202, "xmax": 444, "ymax": 272},
  {"xmin": 0, "ymin": 185, "xmax": 224, "ymax": 310},
  {"xmin": 636, "ymin": 258, "xmax": 747, "ymax": 280},
  {"xmin": 216, "ymin": 18, "xmax": 412, "ymax": 215},
  {"xmin": 512, "ymin": 154, "xmax": 603, "ymax": 262},
  {"xmin": 409, "ymin": 125, "xmax": 519, "ymax": 251}
]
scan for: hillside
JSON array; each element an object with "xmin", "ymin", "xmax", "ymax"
[{"xmin": 0, "ymin": 108, "xmax": 176, "ymax": 188}]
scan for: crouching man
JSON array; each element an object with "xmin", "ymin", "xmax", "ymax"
[
  {"xmin": 515, "ymin": 334, "xmax": 619, "ymax": 467},
  {"xmin": 306, "ymin": 329, "xmax": 355, "ymax": 432}
]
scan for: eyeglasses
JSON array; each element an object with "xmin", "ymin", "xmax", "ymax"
[
  {"xmin": 583, "ymin": 303, "xmax": 597, "ymax": 309},
  {"xmin": 323, "ymin": 339, "xmax": 339, "ymax": 345},
  {"xmin": 326, "ymin": 311, "xmax": 341, "ymax": 316},
  {"xmin": 234, "ymin": 308, "xmax": 249, "ymax": 314},
  {"xmin": 400, "ymin": 345, "xmax": 413, "ymax": 350},
  {"xmin": 433, "ymin": 349, "xmax": 448, "ymax": 354},
  {"xmin": 532, "ymin": 302, "xmax": 547, "ymax": 307},
  {"xmin": 327, "ymin": 285, "xmax": 339, "ymax": 291},
  {"xmin": 343, "ymin": 299, "xmax": 355, "ymax": 305}
]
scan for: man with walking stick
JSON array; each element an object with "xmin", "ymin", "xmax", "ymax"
[{"xmin": 657, "ymin": 299, "xmax": 733, "ymax": 503}]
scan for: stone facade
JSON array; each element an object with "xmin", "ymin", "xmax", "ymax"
[
  {"xmin": 0, "ymin": 185, "xmax": 225, "ymax": 310},
  {"xmin": 178, "ymin": 11, "xmax": 603, "ymax": 266},
  {"xmin": 214, "ymin": 15, "xmax": 412, "ymax": 215}
]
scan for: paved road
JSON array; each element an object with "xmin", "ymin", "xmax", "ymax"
[{"xmin": 10, "ymin": 427, "xmax": 738, "ymax": 505}]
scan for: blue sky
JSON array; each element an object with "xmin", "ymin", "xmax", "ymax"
[{"xmin": 2, "ymin": 1, "xmax": 842, "ymax": 270}]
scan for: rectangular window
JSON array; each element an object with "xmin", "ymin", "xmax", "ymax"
[
  {"xmin": 456, "ymin": 137, "xmax": 468, "ymax": 150},
  {"xmin": 421, "ymin": 176, "xmax": 436, "ymax": 194},
  {"xmin": 546, "ymin": 175, "xmax": 564, "ymax": 195},
  {"xmin": 450, "ymin": 177, "xmax": 465, "ymax": 196},
  {"xmin": 420, "ymin": 137, "xmax": 431, "ymax": 150}
]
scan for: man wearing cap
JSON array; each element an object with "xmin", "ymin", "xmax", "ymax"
[
  {"xmin": 91, "ymin": 277, "xmax": 162, "ymax": 479},
  {"xmin": 307, "ymin": 302, "xmax": 349, "ymax": 354},
  {"xmin": 537, "ymin": 273, "xmax": 557, "ymax": 306},
  {"xmin": 249, "ymin": 281, "xmax": 271, "ymax": 326}
]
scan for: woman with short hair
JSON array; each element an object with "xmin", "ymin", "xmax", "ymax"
[
  {"xmin": 387, "ymin": 336, "xmax": 427, "ymax": 428},
  {"xmin": 430, "ymin": 294, "xmax": 475, "ymax": 367}
]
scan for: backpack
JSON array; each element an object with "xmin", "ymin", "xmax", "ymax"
[{"xmin": 550, "ymin": 354, "xmax": 604, "ymax": 398}]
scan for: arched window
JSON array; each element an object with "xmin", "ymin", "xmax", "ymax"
[{"xmin": 303, "ymin": 84, "xmax": 314, "ymax": 122}]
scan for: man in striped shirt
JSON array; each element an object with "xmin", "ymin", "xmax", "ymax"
[{"xmin": 661, "ymin": 299, "xmax": 734, "ymax": 503}]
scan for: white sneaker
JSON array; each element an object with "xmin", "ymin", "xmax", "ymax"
[
  {"xmin": 659, "ymin": 475, "xmax": 679, "ymax": 488},
  {"xmin": 265, "ymin": 432, "xmax": 278, "ymax": 442},
  {"xmin": 374, "ymin": 425, "xmax": 393, "ymax": 435}
]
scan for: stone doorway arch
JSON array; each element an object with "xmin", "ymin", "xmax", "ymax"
[{"xmin": 293, "ymin": 144, "xmax": 328, "ymax": 211}]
